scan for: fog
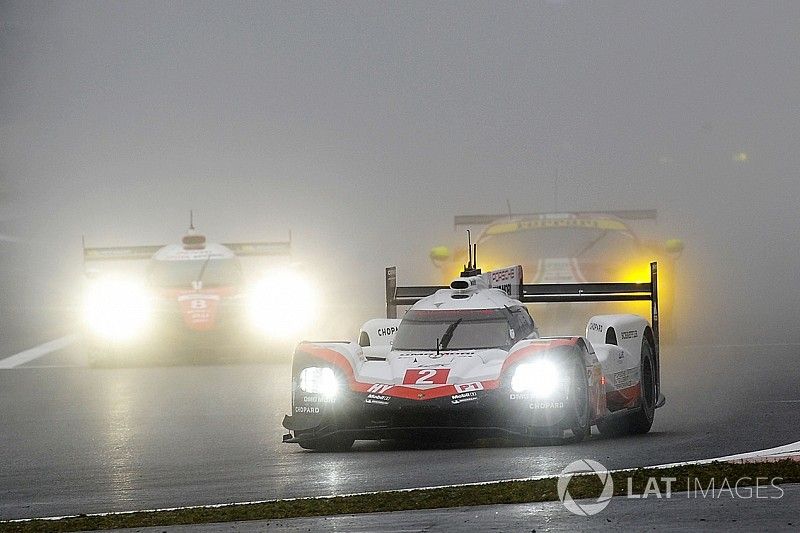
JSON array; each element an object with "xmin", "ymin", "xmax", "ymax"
[{"xmin": 1, "ymin": 1, "xmax": 799, "ymax": 344}]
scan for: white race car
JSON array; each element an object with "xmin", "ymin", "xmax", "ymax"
[{"xmin": 282, "ymin": 249, "xmax": 665, "ymax": 451}]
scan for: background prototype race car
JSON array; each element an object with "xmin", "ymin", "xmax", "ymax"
[
  {"xmin": 82, "ymin": 222, "xmax": 315, "ymax": 366},
  {"xmin": 430, "ymin": 210, "xmax": 683, "ymax": 340},
  {"xmin": 282, "ymin": 254, "xmax": 664, "ymax": 451}
]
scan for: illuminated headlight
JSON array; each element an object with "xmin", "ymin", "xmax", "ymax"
[
  {"xmin": 299, "ymin": 367, "xmax": 339, "ymax": 396},
  {"xmin": 511, "ymin": 359, "xmax": 562, "ymax": 397},
  {"xmin": 248, "ymin": 268, "xmax": 318, "ymax": 339},
  {"xmin": 83, "ymin": 278, "xmax": 152, "ymax": 341}
]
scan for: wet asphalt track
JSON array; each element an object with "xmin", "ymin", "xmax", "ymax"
[{"xmin": 0, "ymin": 336, "xmax": 798, "ymax": 521}]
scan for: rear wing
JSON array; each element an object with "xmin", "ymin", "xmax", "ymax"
[
  {"xmin": 385, "ymin": 262, "xmax": 660, "ymax": 351},
  {"xmin": 454, "ymin": 210, "xmax": 657, "ymax": 228},
  {"xmin": 82, "ymin": 243, "xmax": 163, "ymax": 261},
  {"xmin": 220, "ymin": 240, "xmax": 292, "ymax": 257},
  {"xmin": 82, "ymin": 235, "xmax": 292, "ymax": 262}
]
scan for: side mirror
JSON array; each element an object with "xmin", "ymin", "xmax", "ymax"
[
  {"xmin": 429, "ymin": 246, "xmax": 451, "ymax": 262},
  {"xmin": 664, "ymin": 238, "xmax": 684, "ymax": 255}
]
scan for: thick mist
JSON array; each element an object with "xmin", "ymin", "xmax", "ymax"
[{"xmin": 1, "ymin": 1, "xmax": 799, "ymax": 344}]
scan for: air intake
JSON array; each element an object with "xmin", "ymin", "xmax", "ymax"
[
  {"xmin": 182, "ymin": 234, "xmax": 206, "ymax": 250},
  {"xmin": 450, "ymin": 279, "xmax": 471, "ymax": 290}
]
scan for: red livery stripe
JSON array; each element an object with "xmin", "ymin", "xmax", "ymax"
[
  {"xmin": 500, "ymin": 338, "xmax": 580, "ymax": 373},
  {"xmin": 297, "ymin": 343, "xmax": 500, "ymax": 401}
]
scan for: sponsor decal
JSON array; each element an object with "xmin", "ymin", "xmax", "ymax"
[
  {"xmin": 302, "ymin": 396, "xmax": 336, "ymax": 404},
  {"xmin": 367, "ymin": 394, "xmax": 391, "ymax": 401},
  {"xmin": 531, "ymin": 401, "xmax": 565, "ymax": 409},
  {"xmin": 490, "ymin": 266, "xmax": 521, "ymax": 283},
  {"xmin": 294, "ymin": 406, "xmax": 320, "ymax": 414},
  {"xmin": 588, "ymin": 322, "xmax": 604, "ymax": 333},
  {"xmin": 377, "ymin": 326, "xmax": 398, "ymax": 337},
  {"xmin": 620, "ymin": 330, "xmax": 639, "ymax": 340},
  {"xmin": 496, "ymin": 283, "xmax": 512, "ymax": 294},
  {"xmin": 486, "ymin": 217, "xmax": 626, "ymax": 236},
  {"xmin": 454, "ymin": 382, "xmax": 484, "ymax": 393},
  {"xmin": 177, "ymin": 293, "xmax": 221, "ymax": 330},
  {"xmin": 451, "ymin": 391, "xmax": 478, "ymax": 405},
  {"xmin": 510, "ymin": 393, "xmax": 533, "ymax": 400},
  {"xmin": 367, "ymin": 383, "xmax": 392, "ymax": 394},
  {"xmin": 611, "ymin": 368, "xmax": 640, "ymax": 389},
  {"xmin": 365, "ymin": 393, "xmax": 391, "ymax": 405}
]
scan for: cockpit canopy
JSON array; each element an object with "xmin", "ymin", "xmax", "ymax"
[
  {"xmin": 392, "ymin": 306, "xmax": 536, "ymax": 351},
  {"xmin": 147, "ymin": 257, "xmax": 243, "ymax": 288}
]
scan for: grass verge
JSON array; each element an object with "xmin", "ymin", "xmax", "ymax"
[{"xmin": 2, "ymin": 460, "xmax": 798, "ymax": 532}]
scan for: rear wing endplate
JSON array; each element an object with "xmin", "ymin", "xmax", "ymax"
[
  {"xmin": 385, "ymin": 262, "xmax": 660, "ymax": 352},
  {"xmin": 454, "ymin": 210, "xmax": 657, "ymax": 228}
]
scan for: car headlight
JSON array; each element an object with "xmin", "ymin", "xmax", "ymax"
[
  {"xmin": 248, "ymin": 268, "xmax": 318, "ymax": 339},
  {"xmin": 299, "ymin": 367, "xmax": 339, "ymax": 396},
  {"xmin": 510, "ymin": 359, "xmax": 562, "ymax": 397},
  {"xmin": 83, "ymin": 278, "xmax": 152, "ymax": 341}
]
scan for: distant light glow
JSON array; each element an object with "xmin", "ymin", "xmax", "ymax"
[{"xmin": 248, "ymin": 268, "xmax": 317, "ymax": 339}]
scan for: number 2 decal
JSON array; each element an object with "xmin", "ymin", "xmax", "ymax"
[
  {"xmin": 415, "ymin": 369, "xmax": 437, "ymax": 384},
  {"xmin": 403, "ymin": 368, "xmax": 450, "ymax": 385}
]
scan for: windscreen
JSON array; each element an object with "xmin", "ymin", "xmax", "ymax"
[
  {"xmin": 147, "ymin": 258, "xmax": 243, "ymax": 288},
  {"xmin": 393, "ymin": 309, "xmax": 513, "ymax": 351}
]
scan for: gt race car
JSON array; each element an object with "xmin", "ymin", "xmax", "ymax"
[
  {"xmin": 430, "ymin": 210, "xmax": 682, "ymax": 340},
  {"xmin": 82, "ymin": 223, "xmax": 315, "ymax": 366},
  {"xmin": 282, "ymin": 253, "xmax": 665, "ymax": 451}
]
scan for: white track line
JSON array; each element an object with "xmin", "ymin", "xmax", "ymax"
[
  {"xmin": 655, "ymin": 439, "xmax": 800, "ymax": 468},
  {"xmin": 0, "ymin": 335, "xmax": 78, "ymax": 369}
]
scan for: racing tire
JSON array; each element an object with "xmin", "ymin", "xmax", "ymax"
[
  {"xmin": 597, "ymin": 339, "xmax": 656, "ymax": 437},
  {"xmin": 297, "ymin": 434, "xmax": 355, "ymax": 452},
  {"xmin": 565, "ymin": 354, "xmax": 592, "ymax": 443}
]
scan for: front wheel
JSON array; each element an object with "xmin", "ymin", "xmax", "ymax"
[
  {"xmin": 565, "ymin": 355, "xmax": 591, "ymax": 442},
  {"xmin": 597, "ymin": 339, "xmax": 656, "ymax": 437}
]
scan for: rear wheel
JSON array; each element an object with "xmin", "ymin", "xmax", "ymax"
[{"xmin": 597, "ymin": 339, "xmax": 656, "ymax": 437}]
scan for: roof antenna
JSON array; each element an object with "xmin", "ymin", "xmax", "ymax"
[
  {"xmin": 467, "ymin": 229, "xmax": 473, "ymax": 270},
  {"xmin": 189, "ymin": 210, "xmax": 195, "ymax": 231},
  {"xmin": 460, "ymin": 230, "xmax": 482, "ymax": 277}
]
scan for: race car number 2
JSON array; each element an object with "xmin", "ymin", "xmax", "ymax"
[{"xmin": 403, "ymin": 368, "xmax": 450, "ymax": 385}]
